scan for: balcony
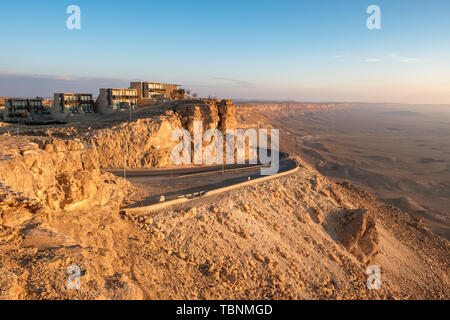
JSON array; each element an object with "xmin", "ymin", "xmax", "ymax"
[{"xmin": 112, "ymin": 96, "xmax": 137, "ymax": 100}]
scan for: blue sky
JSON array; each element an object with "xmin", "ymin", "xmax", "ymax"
[{"xmin": 0, "ymin": 0, "xmax": 449, "ymax": 103}]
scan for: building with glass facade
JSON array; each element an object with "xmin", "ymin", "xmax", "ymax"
[
  {"xmin": 129, "ymin": 82, "xmax": 180, "ymax": 100},
  {"xmin": 94, "ymin": 88, "xmax": 138, "ymax": 114},
  {"xmin": 51, "ymin": 93, "xmax": 94, "ymax": 119},
  {"xmin": 3, "ymin": 98, "xmax": 49, "ymax": 122}
]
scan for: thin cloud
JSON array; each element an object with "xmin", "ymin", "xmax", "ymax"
[
  {"xmin": 0, "ymin": 69, "xmax": 18, "ymax": 75},
  {"xmin": 399, "ymin": 57, "xmax": 423, "ymax": 63},
  {"xmin": 213, "ymin": 77, "xmax": 253, "ymax": 88},
  {"xmin": 329, "ymin": 54, "xmax": 351, "ymax": 60},
  {"xmin": 363, "ymin": 54, "xmax": 423, "ymax": 63},
  {"xmin": 0, "ymin": 71, "xmax": 130, "ymax": 97},
  {"xmin": 364, "ymin": 58, "xmax": 382, "ymax": 63},
  {"xmin": 387, "ymin": 53, "xmax": 423, "ymax": 63}
]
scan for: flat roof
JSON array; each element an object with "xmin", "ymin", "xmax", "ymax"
[
  {"xmin": 6, "ymin": 97, "xmax": 43, "ymax": 101},
  {"xmin": 55, "ymin": 93, "xmax": 92, "ymax": 95},
  {"xmin": 130, "ymin": 81, "xmax": 181, "ymax": 86},
  {"xmin": 101, "ymin": 88, "xmax": 137, "ymax": 90}
]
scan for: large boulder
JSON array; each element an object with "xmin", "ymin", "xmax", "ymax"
[{"xmin": 335, "ymin": 208, "xmax": 379, "ymax": 264}]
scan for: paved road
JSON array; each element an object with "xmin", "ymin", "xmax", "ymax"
[
  {"xmin": 108, "ymin": 162, "xmax": 267, "ymax": 178},
  {"xmin": 109, "ymin": 159, "xmax": 296, "ymax": 208}
]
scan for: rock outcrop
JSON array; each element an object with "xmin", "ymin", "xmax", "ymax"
[
  {"xmin": 86, "ymin": 115, "xmax": 182, "ymax": 169},
  {"xmin": 335, "ymin": 208, "xmax": 379, "ymax": 264},
  {"xmin": 175, "ymin": 100, "xmax": 221, "ymax": 133},
  {"xmin": 217, "ymin": 99, "xmax": 237, "ymax": 133},
  {"xmin": 0, "ymin": 136, "xmax": 130, "ymax": 216},
  {"xmin": 86, "ymin": 99, "xmax": 238, "ymax": 169},
  {"xmin": 22, "ymin": 99, "xmax": 239, "ymax": 169}
]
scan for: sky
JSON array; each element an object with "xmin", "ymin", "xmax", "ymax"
[{"xmin": 0, "ymin": 0, "xmax": 449, "ymax": 103}]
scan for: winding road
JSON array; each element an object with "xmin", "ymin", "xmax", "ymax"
[{"xmin": 109, "ymin": 158, "xmax": 297, "ymax": 210}]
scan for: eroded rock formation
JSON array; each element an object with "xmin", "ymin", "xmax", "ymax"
[
  {"xmin": 86, "ymin": 115, "xmax": 182, "ymax": 169},
  {"xmin": 0, "ymin": 136, "xmax": 130, "ymax": 218},
  {"xmin": 335, "ymin": 208, "xmax": 379, "ymax": 264},
  {"xmin": 86, "ymin": 99, "xmax": 238, "ymax": 169}
]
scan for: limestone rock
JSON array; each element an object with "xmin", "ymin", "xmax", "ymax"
[
  {"xmin": 335, "ymin": 208, "xmax": 379, "ymax": 264},
  {"xmin": 0, "ymin": 136, "xmax": 131, "ymax": 213},
  {"xmin": 311, "ymin": 207, "xmax": 327, "ymax": 226}
]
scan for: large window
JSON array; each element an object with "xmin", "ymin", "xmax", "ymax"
[
  {"xmin": 81, "ymin": 104, "xmax": 92, "ymax": 113},
  {"xmin": 148, "ymin": 83, "xmax": 162, "ymax": 90},
  {"xmin": 13, "ymin": 101, "xmax": 27, "ymax": 110}
]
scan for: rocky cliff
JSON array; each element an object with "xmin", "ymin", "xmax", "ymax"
[
  {"xmin": 87, "ymin": 99, "xmax": 238, "ymax": 169},
  {"xmin": 0, "ymin": 99, "xmax": 239, "ymax": 221},
  {"xmin": 0, "ymin": 135, "xmax": 131, "ymax": 219},
  {"xmin": 16, "ymin": 99, "xmax": 239, "ymax": 169},
  {"xmin": 0, "ymin": 100, "xmax": 447, "ymax": 300},
  {"xmin": 85, "ymin": 115, "xmax": 182, "ymax": 169}
]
